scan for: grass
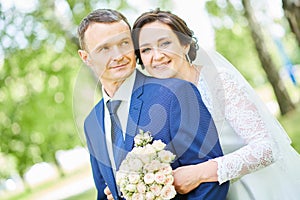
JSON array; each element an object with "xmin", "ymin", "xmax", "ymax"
[
  {"xmin": 1, "ymin": 165, "xmax": 95, "ymax": 200},
  {"xmin": 63, "ymin": 188, "xmax": 96, "ymax": 200},
  {"xmin": 2, "ymin": 177, "xmax": 68, "ymax": 200}
]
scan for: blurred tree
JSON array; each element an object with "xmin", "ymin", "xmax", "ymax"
[
  {"xmin": 242, "ymin": 0, "xmax": 295, "ymax": 115},
  {"xmin": 0, "ymin": 153, "xmax": 16, "ymax": 180},
  {"xmin": 0, "ymin": 0, "xmax": 130, "ymax": 181},
  {"xmin": 1, "ymin": 0, "xmax": 174, "ymax": 185},
  {"xmin": 0, "ymin": 1, "xmax": 83, "ymax": 179},
  {"xmin": 282, "ymin": 0, "xmax": 300, "ymax": 46},
  {"xmin": 205, "ymin": 0, "xmax": 265, "ymax": 85},
  {"xmin": 206, "ymin": 0, "xmax": 295, "ymax": 115}
]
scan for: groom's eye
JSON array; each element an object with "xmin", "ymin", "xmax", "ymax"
[{"xmin": 120, "ymin": 40, "xmax": 130, "ymax": 47}]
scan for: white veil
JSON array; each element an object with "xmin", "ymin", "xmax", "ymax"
[{"xmin": 193, "ymin": 46, "xmax": 297, "ymax": 168}]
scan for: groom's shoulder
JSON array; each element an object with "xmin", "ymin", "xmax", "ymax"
[
  {"xmin": 139, "ymin": 72, "xmax": 193, "ymax": 89},
  {"xmin": 148, "ymin": 77, "xmax": 196, "ymax": 95},
  {"xmin": 134, "ymin": 70, "xmax": 199, "ymax": 100},
  {"xmin": 84, "ymin": 98, "xmax": 104, "ymax": 127}
]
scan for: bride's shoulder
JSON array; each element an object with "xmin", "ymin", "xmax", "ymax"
[{"xmin": 201, "ymin": 64, "xmax": 237, "ymax": 84}]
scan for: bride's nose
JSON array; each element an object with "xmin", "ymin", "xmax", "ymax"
[{"xmin": 153, "ymin": 48, "xmax": 164, "ymax": 61}]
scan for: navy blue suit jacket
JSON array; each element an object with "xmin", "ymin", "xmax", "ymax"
[{"xmin": 84, "ymin": 70, "xmax": 229, "ymax": 199}]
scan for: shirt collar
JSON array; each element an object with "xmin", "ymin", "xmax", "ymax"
[{"xmin": 102, "ymin": 70, "xmax": 136, "ymax": 104}]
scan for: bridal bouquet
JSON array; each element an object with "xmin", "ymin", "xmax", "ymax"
[{"xmin": 116, "ymin": 130, "xmax": 177, "ymax": 200}]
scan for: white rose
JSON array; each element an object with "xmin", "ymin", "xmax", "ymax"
[
  {"xmin": 160, "ymin": 185, "xmax": 176, "ymax": 199},
  {"xmin": 125, "ymin": 184, "xmax": 137, "ymax": 192},
  {"xmin": 150, "ymin": 160, "xmax": 162, "ymax": 172},
  {"xmin": 160, "ymin": 164, "xmax": 172, "ymax": 175},
  {"xmin": 149, "ymin": 184, "xmax": 162, "ymax": 196},
  {"xmin": 154, "ymin": 172, "xmax": 166, "ymax": 184},
  {"xmin": 145, "ymin": 191, "xmax": 155, "ymax": 200},
  {"xmin": 137, "ymin": 182, "xmax": 147, "ymax": 193},
  {"xmin": 134, "ymin": 135, "xmax": 143, "ymax": 146},
  {"xmin": 144, "ymin": 173, "xmax": 155, "ymax": 184},
  {"xmin": 132, "ymin": 147, "xmax": 144, "ymax": 155},
  {"xmin": 158, "ymin": 150, "xmax": 175, "ymax": 163},
  {"xmin": 138, "ymin": 153, "xmax": 153, "ymax": 164},
  {"xmin": 141, "ymin": 130, "xmax": 152, "ymax": 141},
  {"xmin": 132, "ymin": 193, "xmax": 145, "ymax": 200},
  {"xmin": 164, "ymin": 175, "xmax": 174, "ymax": 185},
  {"xmin": 119, "ymin": 178, "xmax": 128, "ymax": 188},
  {"xmin": 144, "ymin": 144, "xmax": 156, "ymax": 155},
  {"xmin": 134, "ymin": 130, "xmax": 153, "ymax": 147},
  {"xmin": 128, "ymin": 173, "xmax": 140, "ymax": 184},
  {"xmin": 119, "ymin": 160, "xmax": 130, "ymax": 171},
  {"xmin": 116, "ymin": 170, "xmax": 127, "ymax": 185},
  {"xmin": 144, "ymin": 163, "xmax": 155, "ymax": 172},
  {"xmin": 152, "ymin": 140, "xmax": 166, "ymax": 151},
  {"xmin": 129, "ymin": 158, "xmax": 143, "ymax": 172}
]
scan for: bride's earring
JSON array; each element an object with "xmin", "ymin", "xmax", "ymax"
[
  {"xmin": 185, "ymin": 54, "xmax": 193, "ymax": 67},
  {"xmin": 185, "ymin": 54, "xmax": 191, "ymax": 63}
]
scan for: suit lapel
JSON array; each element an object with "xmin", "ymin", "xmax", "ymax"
[
  {"xmin": 124, "ymin": 70, "xmax": 145, "ymax": 151},
  {"xmin": 88, "ymin": 71, "xmax": 147, "ymax": 198}
]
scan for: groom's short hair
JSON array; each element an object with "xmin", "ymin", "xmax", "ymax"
[{"xmin": 77, "ymin": 9, "xmax": 131, "ymax": 50}]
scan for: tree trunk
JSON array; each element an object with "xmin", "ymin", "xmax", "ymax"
[
  {"xmin": 242, "ymin": 0, "xmax": 295, "ymax": 115},
  {"xmin": 282, "ymin": 0, "xmax": 300, "ymax": 46}
]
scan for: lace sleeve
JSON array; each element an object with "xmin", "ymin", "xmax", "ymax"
[{"xmin": 212, "ymin": 71, "xmax": 278, "ymax": 184}]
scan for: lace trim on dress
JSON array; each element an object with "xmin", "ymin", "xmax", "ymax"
[{"xmin": 199, "ymin": 71, "xmax": 279, "ymax": 184}]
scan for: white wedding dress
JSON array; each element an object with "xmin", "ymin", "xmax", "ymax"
[{"xmin": 195, "ymin": 48, "xmax": 300, "ymax": 200}]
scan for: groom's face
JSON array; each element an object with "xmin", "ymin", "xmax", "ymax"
[{"xmin": 79, "ymin": 21, "xmax": 136, "ymax": 84}]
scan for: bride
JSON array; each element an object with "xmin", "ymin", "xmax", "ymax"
[{"xmin": 132, "ymin": 9, "xmax": 300, "ymax": 199}]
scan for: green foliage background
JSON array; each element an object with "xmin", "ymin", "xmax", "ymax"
[
  {"xmin": 0, "ymin": 0, "xmax": 85, "ymax": 178},
  {"xmin": 206, "ymin": 0, "xmax": 300, "ymax": 86},
  {"xmin": 0, "ymin": 0, "xmax": 299, "ymax": 185},
  {"xmin": 0, "ymin": 0, "xmax": 174, "ymax": 180}
]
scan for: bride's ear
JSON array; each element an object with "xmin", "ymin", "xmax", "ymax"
[{"xmin": 183, "ymin": 44, "xmax": 191, "ymax": 55}]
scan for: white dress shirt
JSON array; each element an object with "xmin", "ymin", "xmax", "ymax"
[{"xmin": 102, "ymin": 70, "xmax": 136, "ymax": 171}]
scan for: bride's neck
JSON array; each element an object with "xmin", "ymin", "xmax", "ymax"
[{"xmin": 178, "ymin": 62, "xmax": 200, "ymax": 85}]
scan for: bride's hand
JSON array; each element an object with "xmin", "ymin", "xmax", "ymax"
[
  {"xmin": 173, "ymin": 164, "xmax": 202, "ymax": 194},
  {"xmin": 173, "ymin": 160, "xmax": 218, "ymax": 194}
]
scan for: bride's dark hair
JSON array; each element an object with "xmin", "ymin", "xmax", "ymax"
[{"xmin": 132, "ymin": 8, "xmax": 199, "ymax": 67}]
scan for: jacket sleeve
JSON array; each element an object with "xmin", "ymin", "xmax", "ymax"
[
  {"xmin": 90, "ymin": 154, "xmax": 106, "ymax": 200},
  {"xmin": 84, "ymin": 116, "xmax": 107, "ymax": 200}
]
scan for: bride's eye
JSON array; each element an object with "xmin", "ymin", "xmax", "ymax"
[
  {"xmin": 141, "ymin": 47, "xmax": 151, "ymax": 54},
  {"xmin": 160, "ymin": 41, "xmax": 171, "ymax": 48}
]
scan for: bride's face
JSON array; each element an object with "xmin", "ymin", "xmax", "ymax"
[{"xmin": 138, "ymin": 21, "xmax": 190, "ymax": 79}]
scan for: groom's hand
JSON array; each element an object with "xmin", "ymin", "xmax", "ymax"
[{"xmin": 104, "ymin": 186, "xmax": 114, "ymax": 200}]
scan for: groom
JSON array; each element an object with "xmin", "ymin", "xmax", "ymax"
[{"xmin": 77, "ymin": 8, "xmax": 229, "ymax": 199}]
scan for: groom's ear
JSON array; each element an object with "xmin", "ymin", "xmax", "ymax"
[{"xmin": 78, "ymin": 49, "xmax": 91, "ymax": 66}]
